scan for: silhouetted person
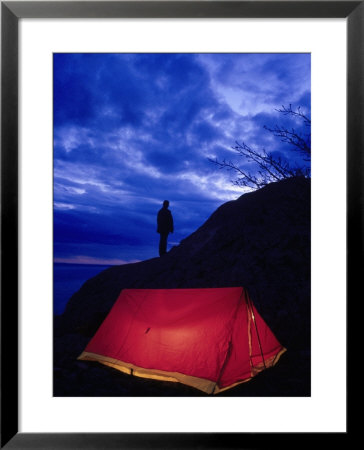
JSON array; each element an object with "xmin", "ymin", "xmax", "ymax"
[{"xmin": 157, "ymin": 200, "xmax": 174, "ymax": 256}]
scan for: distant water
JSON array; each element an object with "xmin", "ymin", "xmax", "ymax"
[{"xmin": 54, "ymin": 263, "xmax": 113, "ymax": 316}]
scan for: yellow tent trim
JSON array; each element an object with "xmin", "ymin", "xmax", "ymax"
[
  {"xmin": 78, "ymin": 351, "xmax": 218, "ymax": 394},
  {"xmin": 250, "ymin": 347, "xmax": 287, "ymax": 376},
  {"xmin": 78, "ymin": 347, "xmax": 286, "ymax": 395}
]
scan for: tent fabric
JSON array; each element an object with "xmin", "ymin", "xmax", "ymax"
[{"xmin": 78, "ymin": 287, "xmax": 286, "ymax": 394}]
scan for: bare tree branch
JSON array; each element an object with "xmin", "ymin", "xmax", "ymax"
[
  {"xmin": 209, "ymin": 105, "xmax": 311, "ymax": 190},
  {"xmin": 275, "ymin": 104, "xmax": 311, "ymax": 125}
]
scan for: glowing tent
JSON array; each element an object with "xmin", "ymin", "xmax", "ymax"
[{"xmin": 78, "ymin": 287, "xmax": 286, "ymax": 394}]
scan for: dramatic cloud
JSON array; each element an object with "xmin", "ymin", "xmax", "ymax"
[{"xmin": 53, "ymin": 53, "xmax": 310, "ymax": 264}]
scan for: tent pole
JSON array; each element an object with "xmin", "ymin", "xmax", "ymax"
[{"xmin": 246, "ymin": 290, "xmax": 266, "ymax": 370}]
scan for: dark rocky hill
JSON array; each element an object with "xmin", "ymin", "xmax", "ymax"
[{"xmin": 54, "ymin": 176, "xmax": 310, "ymax": 397}]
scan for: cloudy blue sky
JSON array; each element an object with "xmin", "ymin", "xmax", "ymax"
[{"xmin": 53, "ymin": 53, "xmax": 310, "ymax": 265}]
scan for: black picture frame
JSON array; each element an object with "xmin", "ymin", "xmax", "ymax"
[{"xmin": 1, "ymin": 1, "xmax": 357, "ymax": 448}]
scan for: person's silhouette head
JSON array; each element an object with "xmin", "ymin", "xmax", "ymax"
[{"xmin": 163, "ymin": 200, "xmax": 169, "ymax": 208}]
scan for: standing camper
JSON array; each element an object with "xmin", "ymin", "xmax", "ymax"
[{"xmin": 157, "ymin": 200, "xmax": 174, "ymax": 256}]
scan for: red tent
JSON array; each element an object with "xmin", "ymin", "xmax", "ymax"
[{"xmin": 78, "ymin": 287, "xmax": 286, "ymax": 394}]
